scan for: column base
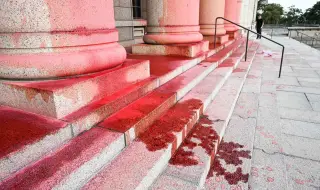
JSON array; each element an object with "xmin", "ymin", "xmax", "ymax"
[
  {"xmin": 226, "ymin": 30, "xmax": 240, "ymax": 39},
  {"xmin": 132, "ymin": 41, "xmax": 209, "ymax": 58},
  {"xmin": 203, "ymin": 34, "xmax": 229, "ymax": 44}
]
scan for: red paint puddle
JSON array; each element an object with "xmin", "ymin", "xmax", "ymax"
[
  {"xmin": 139, "ymin": 99, "xmax": 203, "ymax": 152},
  {"xmin": 169, "ymin": 115, "xmax": 219, "ymax": 166},
  {"xmin": 0, "ymin": 128, "xmax": 107, "ymax": 189},
  {"xmin": 207, "ymin": 141, "xmax": 251, "ymax": 185},
  {"xmin": 0, "ymin": 107, "xmax": 65, "ymax": 159}
]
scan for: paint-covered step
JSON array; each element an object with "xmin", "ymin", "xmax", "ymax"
[
  {"xmin": 98, "ymin": 48, "xmax": 231, "ymax": 145},
  {"xmin": 82, "ymin": 54, "xmax": 238, "ymax": 190},
  {"xmin": 0, "ymin": 106, "xmax": 71, "ymax": 182},
  {"xmin": 0, "ymin": 77, "xmax": 158, "ymax": 182},
  {"xmin": 62, "ymin": 77, "xmax": 159, "ymax": 136},
  {"xmin": 151, "ymin": 43, "xmax": 259, "ymax": 189},
  {"xmin": 128, "ymin": 37, "xmax": 243, "ymax": 86},
  {"xmin": 205, "ymin": 117, "xmax": 256, "ymax": 189},
  {"xmin": 205, "ymin": 39, "xmax": 244, "ymax": 63},
  {"xmin": 0, "ymin": 127, "xmax": 125, "ymax": 190},
  {"xmin": 0, "ymin": 59, "xmax": 150, "ymax": 119}
]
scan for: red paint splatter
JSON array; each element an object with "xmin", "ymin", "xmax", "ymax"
[
  {"xmin": 51, "ymin": 27, "xmax": 109, "ymax": 36},
  {"xmin": 256, "ymin": 126, "xmax": 264, "ymax": 131},
  {"xmin": 260, "ymin": 131, "xmax": 274, "ymax": 139},
  {"xmin": 40, "ymin": 42, "xmax": 46, "ymax": 48},
  {"xmin": 169, "ymin": 115, "xmax": 219, "ymax": 166},
  {"xmin": 266, "ymin": 167, "xmax": 273, "ymax": 171},
  {"xmin": 295, "ymin": 179, "xmax": 305, "ymax": 185},
  {"xmin": 267, "ymin": 177, "xmax": 274, "ymax": 182},
  {"xmin": 207, "ymin": 141, "xmax": 251, "ymax": 185},
  {"xmin": 12, "ymin": 33, "xmax": 22, "ymax": 47},
  {"xmin": 139, "ymin": 99, "xmax": 203, "ymax": 152},
  {"xmin": 277, "ymin": 85, "xmax": 285, "ymax": 90},
  {"xmin": 21, "ymin": 17, "xmax": 27, "ymax": 27},
  {"xmin": 233, "ymin": 68, "xmax": 245, "ymax": 73},
  {"xmin": 247, "ymin": 75, "xmax": 258, "ymax": 79}
]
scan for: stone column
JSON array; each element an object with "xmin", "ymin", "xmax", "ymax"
[
  {"xmin": 199, "ymin": 0, "xmax": 229, "ymax": 44},
  {"xmin": 143, "ymin": 0, "xmax": 203, "ymax": 45},
  {"xmin": 0, "ymin": 0, "xmax": 126, "ymax": 79},
  {"xmin": 224, "ymin": 0, "xmax": 243, "ymax": 37},
  {"xmin": 132, "ymin": 0, "xmax": 208, "ymax": 57}
]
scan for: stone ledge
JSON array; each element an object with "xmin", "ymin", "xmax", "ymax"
[{"xmin": 132, "ymin": 41, "xmax": 210, "ymax": 57}]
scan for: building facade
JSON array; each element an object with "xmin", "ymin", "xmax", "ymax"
[{"xmin": 115, "ymin": 0, "xmax": 258, "ymax": 48}]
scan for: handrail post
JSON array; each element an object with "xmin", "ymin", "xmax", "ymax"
[
  {"xmin": 214, "ymin": 17, "xmax": 218, "ymax": 49},
  {"xmin": 212, "ymin": 17, "xmax": 285, "ymax": 78},
  {"xmin": 279, "ymin": 47, "xmax": 285, "ymax": 78},
  {"xmin": 245, "ymin": 31, "xmax": 249, "ymax": 61}
]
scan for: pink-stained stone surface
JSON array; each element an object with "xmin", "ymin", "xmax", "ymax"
[
  {"xmin": 0, "ymin": 0, "xmax": 126, "ymax": 79},
  {"xmin": 62, "ymin": 77, "xmax": 159, "ymax": 136},
  {"xmin": 143, "ymin": 0, "xmax": 203, "ymax": 44},
  {"xmin": 0, "ymin": 127, "xmax": 125, "ymax": 190},
  {"xmin": 83, "ymin": 41, "xmax": 246, "ymax": 190},
  {"xmin": 200, "ymin": 0, "xmax": 227, "ymax": 38},
  {"xmin": 152, "ymin": 46, "xmax": 257, "ymax": 189},
  {"xmin": 203, "ymin": 34, "xmax": 230, "ymax": 44},
  {"xmin": 224, "ymin": 0, "xmax": 242, "ymax": 32},
  {"xmin": 0, "ymin": 106, "xmax": 71, "ymax": 181},
  {"xmin": 0, "ymin": 59, "xmax": 150, "ymax": 119},
  {"xmin": 132, "ymin": 41, "xmax": 209, "ymax": 58},
  {"xmin": 101, "ymin": 48, "xmax": 241, "ymax": 144}
]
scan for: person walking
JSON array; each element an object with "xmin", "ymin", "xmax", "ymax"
[{"xmin": 256, "ymin": 15, "xmax": 264, "ymax": 39}]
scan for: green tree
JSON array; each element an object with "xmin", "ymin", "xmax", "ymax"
[
  {"xmin": 261, "ymin": 3, "xmax": 284, "ymax": 24},
  {"xmin": 283, "ymin": 6, "xmax": 303, "ymax": 26},
  {"xmin": 303, "ymin": 1, "xmax": 320, "ymax": 24}
]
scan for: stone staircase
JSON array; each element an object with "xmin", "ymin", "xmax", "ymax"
[{"xmin": 0, "ymin": 37, "xmax": 259, "ymax": 190}]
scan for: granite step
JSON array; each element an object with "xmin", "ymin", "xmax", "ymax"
[
  {"xmin": 0, "ymin": 76, "xmax": 159, "ymax": 182},
  {"xmin": 82, "ymin": 48, "xmax": 246, "ymax": 190},
  {"xmin": 0, "ymin": 127, "xmax": 125, "ymax": 190},
  {"xmin": 99, "ymin": 39, "xmax": 245, "ymax": 145},
  {"xmin": 151, "ymin": 43, "xmax": 259, "ymax": 189},
  {"xmin": 0, "ymin": 59, "xmax": 150, "ymax": 119},
  {"xmin": 0, "ymin": 38, "xmax": 244, "ymax": 188}
]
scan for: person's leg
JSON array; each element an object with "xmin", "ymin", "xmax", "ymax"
[
  {"xmin": 256, "ymin": 27, "xmax": 259, "ymax": 39},
  {"xmin": 257, "ymin": 27, "xmax": 262, "ymax": 39}
]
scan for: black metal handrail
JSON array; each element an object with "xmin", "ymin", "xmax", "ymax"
[{"xmin": 214, "ymin": 17, "xmax": 285, "ymax": 78}]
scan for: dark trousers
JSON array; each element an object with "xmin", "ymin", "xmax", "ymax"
[{"xmin": 256, "ymin": 27, "xmax": 262, "ymax": 39}]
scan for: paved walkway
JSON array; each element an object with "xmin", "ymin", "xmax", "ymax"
[
  {"xmin": 249, "ymin": 37, "xmax": 320, "ymax": 189},
  {"xmin": 206, "ymin": 36, "xmax": 320, "ymax": 190}
]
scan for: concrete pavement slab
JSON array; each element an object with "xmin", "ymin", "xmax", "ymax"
[
  {"xmin": 277, "ymin": 91, "xmax": 312, "ymax": 111},
  {"xmin": 248, "ymin": 149, "xmax": 287, "ymax": 190},
  {"xmin": 281, "ymin": 119, "xmax": 320, "ymax": 140}
]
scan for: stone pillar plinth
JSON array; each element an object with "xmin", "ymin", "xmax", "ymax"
[
  {"xmin": 132, "ymin": 0, "xmax": 209, "ymax": 57},
  {"xmin": 0, "ymin": 0, "xmax": 126, "ymax": 79},
  {"xmin": 200, "ymin": 0, "xmax": 229, "ymax": 44},
  {"xmin": 224, "ymin": 0, "xmax": 243, "ymax": 38}
]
